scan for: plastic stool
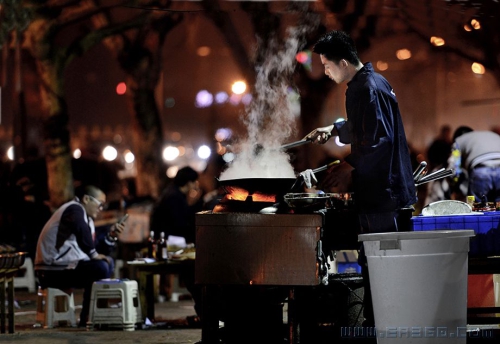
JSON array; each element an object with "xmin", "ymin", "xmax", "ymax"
[
  {"xmin": 14, "ymin": 257, "xmax": 36, "ymax": 293},
  {"xmin": 87, "ymin": 279, "xmax": 142, "ymax": 331},
  {"xmin": 36, "ymin": 287, "xmax": 77, "ymax": 328}
]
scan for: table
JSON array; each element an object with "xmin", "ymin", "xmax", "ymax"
[{"xmin": 127, "ymin": 259, "xmax": 194, "ymax": 321}]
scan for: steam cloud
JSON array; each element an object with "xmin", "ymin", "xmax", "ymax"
[{"xmin": 220, "ymin": 8, "xmax": 319, "ymax": 180}]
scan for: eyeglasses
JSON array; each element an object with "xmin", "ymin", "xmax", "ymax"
[{"xmin": 86, "ymin": 194, "xmax": 106, "ymax": 210}]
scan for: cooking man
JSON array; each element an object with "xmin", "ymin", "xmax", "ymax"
[{"xmin": 304, "ymin": 30, "xmax": 417, "ymax": 327}]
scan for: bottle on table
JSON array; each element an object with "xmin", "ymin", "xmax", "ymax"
[
  {"xmin": 156, "ymin": 231, "xmax": 168, "ymax": 261},
  {"xmin": 148, "ymin": 230, "xmax": 157, "ymax": 259}
]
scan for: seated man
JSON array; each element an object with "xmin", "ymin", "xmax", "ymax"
[{"xmin": 35, "ymin": 185, "xmax": 126, "ymax": 327}]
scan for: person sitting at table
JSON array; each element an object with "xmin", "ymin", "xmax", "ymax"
[
  {"xmin": 150, "ymin": 166, "xmax": 203, "ymax": 326},
  {"xmin": 34, "ymin": 185, "xmax": 126, "ymax": 327}
]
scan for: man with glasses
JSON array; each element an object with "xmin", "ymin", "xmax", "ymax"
[{"xmin": 35, "ymin": 185, "xmax": 126, "ymax": 327}]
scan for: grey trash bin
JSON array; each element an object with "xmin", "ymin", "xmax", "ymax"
[{"xmin": 359, "ymin": 230, "xmax": 475, "ymax": 344}]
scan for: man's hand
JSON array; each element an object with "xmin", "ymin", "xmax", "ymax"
[
  {"xmin": 303, "ymin": 125, "xmax": 334, "ymax": 144},
  {"xmin": 109, "ymin": 220, "xmax": 126, "ymax": 239},
  {"xmin": 93, "ymin": 253, "xmax": 111, "ymax": 265},
  {"xmin": 319, "ymin": 161, "xmax": 354, "ymax": 192}
]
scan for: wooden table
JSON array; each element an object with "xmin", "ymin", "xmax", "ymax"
[{"xmin": 127, "ymin": 259, "xmax": 195, "ymax": 321}]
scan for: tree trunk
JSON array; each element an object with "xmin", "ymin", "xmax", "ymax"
[{"xmin": 27, "ymin": 19, "xmax": 74, "ymax": 208}]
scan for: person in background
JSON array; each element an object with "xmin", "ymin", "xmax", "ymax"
[
  {"xmin": 150, "ymin": 166, "xmax": 200, "ymax": 245},
  {"xmin": 304, "ymin": 30, "xmax": 417, "ymax": 328},
  {"xmin": 423, "ymin": 125, "xmax": 462, "ymax": 206},
  {"xmin": 149, "ymin": 166, "xmax": 202, "ymax": 325},
  {"xmin": 426, "ymin": 124, "xmax": 452, "ymax": 172},
  {"xmin": 35, "ymin": 185, "xmax": 126, "ymax": 327},
  {"xmin": 448, "ymin": 126, "xmax": 500, "ymax": 203}
]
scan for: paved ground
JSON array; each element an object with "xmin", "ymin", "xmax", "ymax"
[
  {"xmin": 2, "ymin": 288, "xmax": 202, "ymax": 344},
  {"xmin": 4, "ymin": 284, "xmax": 500, "ymax": 344}
]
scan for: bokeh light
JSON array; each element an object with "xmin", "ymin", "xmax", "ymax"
[
  {"xmin": 7, "ymin": 146, "xmax": 13, "ymax": 161},
  {"xmin": 116, "ymin": 82, "xmax": 127, "ymax": 95},
  {"xmin": 471, "ymin": 62, "xmax": 485, "ymax": 75},
  {"xmin": 124, "ymin": 149, "xmax": 135, "ymax": 163},
  {"xmin": 73, "ymin": 148, "xmax": 82, "ymax": 159},
  {"xmin": 167, "ymin": 166, "xmax": 179, "ymax": 178},
  {"xmin": 231, "ymin": 81, "xmax": 246, "ymax": 95},
  {"xmin": 215, "ymin": 92, "xmax": 229, "ymax": 104},
  {"xmin": 396, "ymin": 49, "xmax": 412, "ymax": 60},
  {"xmin": 197, "ymin": 145, "xmax": 211, "ymax": 159},
  {"xmin": 195, "ymin": 90, "xmax": 213, "ymax": 108},
  {"xmin": 295, "ymin": 50, "xmax": 312, "ymax": 71},
  {"xmin": 102, "ymin": 145, "xmax": 118, "ymax": 161},
  {"xmin": 163, "ymin": 146, "xmax": 180, "ymax": 161},
  {"xmin": 215, "ymin": 128, "xmax": 232, "ymax": 142}
]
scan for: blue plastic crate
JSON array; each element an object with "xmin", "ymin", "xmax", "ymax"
[
  {"xmin": 337, "ymin": 262, "xmax": 361, "ymax": 274},
  {"xmin": 411, "ymin": 212, "xmax": 500, "ymax": 256}
]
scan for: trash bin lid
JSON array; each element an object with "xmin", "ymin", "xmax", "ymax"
[{"xmin": 358, "ymin": 229, "xmax": 475, "ymax": 242}]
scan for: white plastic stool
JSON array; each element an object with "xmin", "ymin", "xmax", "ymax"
[
  {"xmin": 14, "ymin": 257, "xmax": 36, "ymax": 293},
  {"xmin": 36, "ymin": 287, "xmax": 77, "ymax": 328},
  {"xmin": 87, "ymin": 279, "xmax": 142, "ymax": 331}
]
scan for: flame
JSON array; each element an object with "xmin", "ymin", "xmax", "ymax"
[{"xmin": 224, "ymin": 187, "xmax": 276, "ymax": 202}]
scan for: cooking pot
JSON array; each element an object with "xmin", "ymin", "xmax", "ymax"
[{"xmin": 217, "ymin": 178, "xmax": 297, "ymax": 196}]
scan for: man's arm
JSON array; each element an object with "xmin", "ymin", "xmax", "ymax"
[{"xmin": 59, "ymin": 205, "xmax": 98, "ymax": 259}]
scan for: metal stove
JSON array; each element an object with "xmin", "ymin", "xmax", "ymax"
[
  {"xmin": 195, "ymin": 211, "xmax": 324, "ymax": 286},
  {"xmin": 194, "ymin": 188, "xmax": 362, "ymax": 344}
]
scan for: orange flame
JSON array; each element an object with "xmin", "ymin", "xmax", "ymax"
[{"xmin": 224, "ymin": 187, "xmax": 276, "ymax": 202}]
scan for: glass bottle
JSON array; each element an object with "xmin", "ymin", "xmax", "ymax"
[
  {"xmin": 147, "ymin": 230, "xmax": 157, "ymax": 259},
  {"xmin": 156, "ymin": 232, "xmax": 168, "ymax": 261}
]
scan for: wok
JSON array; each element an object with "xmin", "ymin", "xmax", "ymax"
[{"xmin": 217, "ymin": 177, "xmax": 297, "ymax": 196}]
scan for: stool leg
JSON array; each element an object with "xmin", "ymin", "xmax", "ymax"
[
  {"xmin": 0, "ymin": 277, "xmax": 5, "ymax": 333},
  {"xmin": 36, "ymin": 287, "xmax": 45, "ymax": 327},
  {"xmin": 7, "ymin": 274, "xmax": 15, "ymax": 333}
]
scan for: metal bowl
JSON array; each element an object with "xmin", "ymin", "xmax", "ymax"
[
  {"xmin": 12, "ymin": 252, "xmax": 27, "ymax": 268},
  {"xmin": 0, "ymin": 252, "xmax": 27, "ymax": 270},
  {"xmin": 284, "ymin": 193, "xmax": 330, "ymax": 209},
  {"xmin": 0, "ymin": 254, "xmax": 14, "ymax": 269}
]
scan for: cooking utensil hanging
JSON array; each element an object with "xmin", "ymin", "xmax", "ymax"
[
  {"xmin": 415, "ymin": 169, "xmax": 454, "ymax": 186},
  {"xmin": 413, "ymin": 161, "xmax": 428, "ymax": 182}
]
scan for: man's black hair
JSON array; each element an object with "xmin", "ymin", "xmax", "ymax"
[
  {"xmin": 313, "ymin": 30, "xmax": 361, "ymax": 65},
  {"xmin": 453, "ymin": 126, "xmax": 473, "ymax": 141},
  {"xmin": 75, "ymin": 185, "xmax": 102, "ymax": 200},
  {"xmin": 174, "ymin": 166, "xmax": 199, "ymax": 187}
]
